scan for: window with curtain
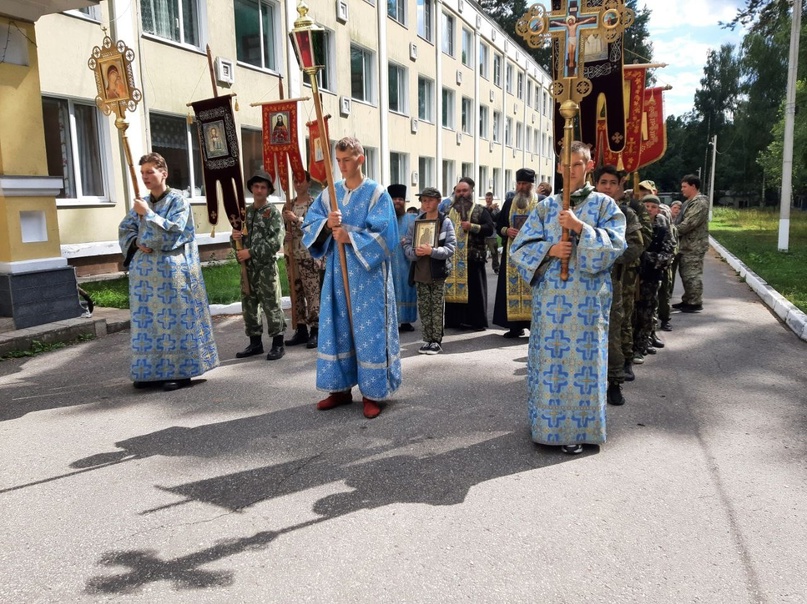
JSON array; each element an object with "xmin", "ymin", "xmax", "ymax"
[
  {"xmin": 493, "ymin": 54, "xmax": 502, "ymax": 87},
  {"xmin": 149, "ymin": 113, "xmax": 204, "ymax": 198},
  {"xmin": 235, "ymin": 0, "xmax": 277, "ymax": 71},
  {"xmin": 351, "ymin": 45, "xmax": 375, "ymax": 103},
  {"xmin": 461, "ymin": 29, "xmax": 472, "ymax": 67},
  {"xmin": 141, "ymin": 0, "xmax": 200, "ymax": 47},
  {"xmin": 390, "ymin": 152, "xmax": 408, "ymax": 186},
  {"xmin": 388, "ymin": 63, "xmax": 408, "ymax": 114},
  {"xmin": 442, "ymin": 87, "xmax": 454, "ymax": 129},
  {"xmin": 388, "ymin": 0, "xmax": 406, "ymax": 24},
  {"xmin": 418, "ymin": 157, "xmax": 434, "ymax": 193},
  {"xmin": 418, "ymin": 76, "xmax": 434, "ymax": 122},
  {"xmin": 417, "ymin": 0, "xmax": 432, "ymax": 41},
  {"xmin": 42, "ymin": 97, "xmax": 106, "ymax": 200},
  {"xmin": 441, "ymin": 13, "xmax": 454, "ymax": 56},
  {"xmin": 442, "ymin": 160, "xmax": 454, "ymax": 197},
  {"xmin": 479, "ymin": 105, "xmax": 489, "ymax": 139},
  {"xmin": 241, "ymin": 127, "xmax": 264, "ymax": 192},
  {"xmin": 461, "ymin": 97, "xmax": 472, "ymax": 134}
]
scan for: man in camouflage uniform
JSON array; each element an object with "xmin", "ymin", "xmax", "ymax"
[
  {"xmin": 622, "ymin": 185, "xmax": 652, "ymax": 367},
  {"xmin": 282, "ymin": 172, "xmax": 324, "ymax": 349},
  {"xmin": 673, "ymin": 174, "xmax": 709, "ymax": 313},
  {"xmin": 232, "ymin": 169, "xmax": 286, "ymax": 360},
  {"xmin": 657, "ymin": 202, "xmax": 678, "ymax": 331},
  {"xmin": 596, "ymin": 166, "xmax": 643, "ymax": 404}
]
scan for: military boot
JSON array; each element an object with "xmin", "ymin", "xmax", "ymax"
[
  {"xmin": 235, "ymin": 335, "xmax": 264, "ymax": 358},
  {"xmin": 607, "ymin": 382, "xmax": 625, "ymax": 406},
  {"xmin": 623, "ymin": 361, "xmax": 635, "ymax": 382},
  {"xmin": 285, "ymin": 324, "xmax": 309, "ymax": 346},
  {"xmin": 306, "ymin": 326, "xmax": 318, "ymax": 349},
  {"xmin": 266, "ymin": 334, "xmax": 285, "ymax": 360}
]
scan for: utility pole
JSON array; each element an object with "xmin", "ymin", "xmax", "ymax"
[
  {"xmin": 779, "ymin": 0, "xmax": 801, "ymax": 252},
  {"xmin": 708, "ymin": 135, "xmax": 717, "ymax": 221}
]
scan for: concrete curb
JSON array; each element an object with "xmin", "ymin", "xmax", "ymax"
[{"xmin": 710, "ymin": 236, "xmax": 807, "ymax": 342}]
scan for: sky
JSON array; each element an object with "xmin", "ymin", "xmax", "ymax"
[{"xmin": 642, "ymin": 0, "xmax": 747, "ymax": 117}]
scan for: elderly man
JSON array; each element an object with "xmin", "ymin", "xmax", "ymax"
[{"xmin": 493, "ymin": 168, "xmax": 541, "ymax": 338}]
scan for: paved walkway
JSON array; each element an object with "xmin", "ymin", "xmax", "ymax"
[{"xmin": 1, "ymin": 249, "xmax": 805, "ymax": 602}]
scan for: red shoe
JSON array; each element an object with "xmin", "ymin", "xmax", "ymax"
[
  {"xmin": 362, "ymin": 397, "xmax": 382, "ymax": 419},
  {"xmin": 316, "ymin": 391, "xmax": 352, "ymax": 411}
]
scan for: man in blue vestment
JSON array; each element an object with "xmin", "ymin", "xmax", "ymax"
[
  {"xmin": 119, "ymin": 153, "xmax": 219, "ymax": 391},
  {"xmin": 509, "ymin": 141, "xmax": 626, "ymax": 454},
  {"xmin": 302, "ymin": 137, "xmax": 402, "ymax": 419},
  {"xmin": 389, "ymin": 184, "xmax": 418, "ymax": 332}
]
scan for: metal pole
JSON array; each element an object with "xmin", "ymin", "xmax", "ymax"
[
  {"xmin": 778, "ymin": 0, "xmax": 801, "ymax": 252},
  {"xmin": 708, "ymin": 135, "xmax": 717, "ymax": 221}
]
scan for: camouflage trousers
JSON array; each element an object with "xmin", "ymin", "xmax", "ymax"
[
  {"xmin": 608, "ymin": 273, "xmax": 625, "ymax": 384},
  {"xmin": 621, "ymin": 268, "xmax": 639, "ymax": 360},
  {"xmin": 635, "ymin": 277, "xmax": 660, "ymax": 352},
  {"xmin": 416, "ymin": 280, "xmax": 446, "ymax": 344},
  {"xmin": 242, "ymin": 262, "xmax": 286, "ymax": 338},
  {"xmin": 679, "ymin": 250, "xmax": 706, "ymax": 305},
  {"xmin": 287, "ymin": 255, "xmax": 323, "ymax": 328},
  {"xmin": 658, "ymin": 265, "xmax": 673, "ymax": 322},
  {"xmin": 486, "ymin": 238, "xmax": 499, "ymax": 272}
]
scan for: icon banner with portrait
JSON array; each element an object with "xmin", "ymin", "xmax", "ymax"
[
  {"xmin": 190, "ymin": 95, "xmax": 246, "ymax": 230},
  {"xmin": 306, "ymin": 116, "xmax": 331, "ymax": 185},
  {"xmin": 261, "ymin": 101, "xmax": 306, "ymax": 194}
]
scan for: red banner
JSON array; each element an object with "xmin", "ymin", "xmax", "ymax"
[
  {"xmin": 599, "ymin": 65, "xmax": 647, "ymax": 172},
  {"xmin": 637, "ymin": 86, "xmax": 667, "ymax": 170},
  {"xmin": 261, "ymin": 101, "xmax": 306, "ymax": 194},
  {"xmin": 306, "ymin": 116, "xmax": 331, "ymax": 184}
]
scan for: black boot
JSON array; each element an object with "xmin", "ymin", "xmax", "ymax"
[
  {"xmin": 267, "ymin": 334, "xmax": 285, "ymax": 360},
  {"xmin": 623, "ymin": 361, "xmax": 635, "ymax": 382},
  {"xmin": 285, "ymin": 324, "xmax": 309, "ymax": 346},
  {"xmin": 650, "ymin": 332, "xmax": 665, "ymax": 348},
  {"xmin": 607, "ymin": 382, "xmax": 625, "ymax": 406},
  {"xmin": 236, "ymin": 335, "xmax": 264, "ymax": 358},
  {"xmin": 306, "ymin": 327, "xmax": 318, "ymax": 349}
]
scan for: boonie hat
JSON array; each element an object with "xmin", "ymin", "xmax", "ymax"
[{"xmin": 638, "ymin": 179, "xmax": 656, "ymax": 192}]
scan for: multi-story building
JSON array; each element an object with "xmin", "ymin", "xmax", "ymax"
[{"xmin": 33, "ymin": 0, "xmax": 555, "ymax": 276}]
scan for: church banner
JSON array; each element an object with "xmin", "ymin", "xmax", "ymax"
[
  {"xmin": 637, "ymin": 86, "xmax": 667, "ymax": 170},
  {"xmin": 306, "ymin": 116, "xmax": 331, "ymax": 185},
  {"xmin": 191, "ymin": 95, "xmax": 246, "ymax": 229},
  {"xmin": 599, "ymin": 64, "xmax": 647, "ymax": 172},
  {"xmin": 262, "ymin": 101, "xmax": 306, "ymax": 193}
]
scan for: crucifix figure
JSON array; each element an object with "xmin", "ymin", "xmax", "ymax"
[{"xmin": 548, "ymin": 0, "xmax": 601, "ymax": 78}]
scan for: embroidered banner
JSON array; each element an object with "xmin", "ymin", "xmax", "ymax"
[
  {"xmin": 637, "ymin": 86, "xmax": 667, "ymax": 170},
  {"xmin": 599, "ymin": 64, "xmax": 647, "ymax": 172},
  {"xmin": 262, "ymin": 101, "xmax": 306, "ymax": 194},
  {"xmin": 306, "ymin": 116, "xmax": 331, "ymax": 184},
  {"xmin": 191, "ymin": 95, "xmax": 246, "ymax": 229}
]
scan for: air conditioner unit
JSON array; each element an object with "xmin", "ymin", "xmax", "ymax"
[
  {"xmin": 340, "ymin": 96, "xmax": 351, "ymax": 117},
  {"xmin": 411, "ymin": 171, "xmax": 419, "ymax": 185},
  {"xmin": 410, "ymin": 118, "xmax": 419, "ymax": 133},
  {"xmin": 532, "ymin": 114, "xmax": 536, "ymax": 124},
  {"xmin": 456, "ymin": 131, "xmax": 462, "ymax": 145},
  {"xmin": 476, "ymin": 15, "xmax": 482, "ymax": 29},
  {"xmin": 489, "ymin": 140, "xmax": 494, "ymax": 152},
  {"xmin": 214, "ymin": 57, "xmax": 234, "ymax": 86},
  {"xmin": 491, "ymin": 30, "xmax": 497, "ymax": 41},
  {"xmin": 410, "ymin": 43, "xmax": 418, "ymax": 61},
  {"xmin": 456, "ymin": 70, "xmax": 462, "ymax": 85},
  {"xmin": 458, "ymin": 0, "xmax": 464, "ymax": 12},
  {"xmin": 514, "ymin": 103, "xmax": 518, "ymax": 114},
  {"xmin": 489, "ymin": 178, "xmax": 494, "ymax": 189},
  {"xmin": 513, "ymin": 147, "xmax": 517, "ymax": 158},
  {"xmin": 489, "ymin": 89, "xmax": 494, "ymax": 102},
  {"xmin": 336, "ymin": 0, "xmax": 348, "ymax": 23}
]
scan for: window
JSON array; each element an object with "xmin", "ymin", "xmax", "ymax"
[
  {"xmin": 418, "ymin": 76, "xmax": 434, "ymax": 122},
  {"xmin": 505, "ymin": 117, "xmax": 513, "ymax": 147},
  {"xmin": 149, "ymin": 113, "xmax": 203, "ymax": 198},
  {"xmin": 506, "ymin": 63, "xmax": 513, "ymax": 94},
  {"xmin": 417, "ymin": 0, "xmax": 432, "ymax": 41},
  {"xmin": 241, "ymin": 128, "xmax": 263, "ymax": 190},
  {"xmin": 461, "ymin": 97, "xmax": 473, "ymax": 135},
  {"xmin": 492, "ymin": 110, "xmax": 501, "ymax": 143},
  {"xmin": 314, "ymin": 29, "xmax": 335, "ymax": 91},
  {"xmin": 461, "ymin": 28, "xmax": 472, "ymax": 67},
  {"xmin": 351, "ymin": 44, "xmax": 375, "ymax": 103},
  {"xmin": 235, "ymin": 0, "xmax": 277, "ymax": 71},
  {"xmin": 461, "ymin": 162, "xmax": 473, "ymax": 181},
  {"xmin": 493, "ymin": 53, "xmax": 502, "ymax": 87},
  {"xmin": 516, "ymin": 122, "xmax": 523, "ymax": 149},
  {"xmin": 479, "ymin": 105, "xmax": 489, "ymax": 139},
  {"xmin": 441, "ymin": 13, "xmax": 454, "ymax": 56},
  {"xmin": 534, "ymin": 130, "xmax": 540, "ymax": 156},
  {"xmin": 492, "ymin": 167, "xmax": 501, "ymax": 199},
  {"xmin": 389, "ymin": 63, "xmax": 408, "ymax": 114},
  {"xmin": 418, "ymin": 156, "xmax": 434, "ymax": 193},
  {"xmin": 517, "ymin": 72, "xmax": 524, "ymax": 99},
  {"xmin": 42, "ymin": 97, "xmax": 106, "ymax": 200},
  {"xmin": 141, "ymin": 0, "xmax": 200, "ymax": 47},
  {"xmin": 388, "ymin": 0, "xmax": 405, "ymax": 24},
  {"xmin": 390, "ymin": 152, "xmax": 408, "ymax": 186},
  {"xmin": 364, "ymin": 146, "xmax": 378, "ymax": 181},
  {"xmin": 479, "ymin": 43, "xmax": 489, "ymax": 79},
  {"xmin": 543, "ymin": 91, "xmax": 549, "ymax": 115},
  {"xmin": 505, "ymin": 169, "xmax": 512, "ymax": 192},
  {"xmin": 535, "ymin": 83, "xmax": 542, "ymax": 111},
  {"xmin": 526, "ymin": 126, "xmax": 532, "ymax": 152},
  {"xmin": 442, "ymin": 159, "xmax": 454, "ymax": 197},
  {"xmin": 542, "ymin": 133, "xmax": 547, "ymax": 157},
  {"xmin": 442, "ymin": 87, "xmax": 455, "ymax": 129},
  {"xmin": 479, "ymin": 166, "xmax": 488, "ymax": 193},
  {"xmin": 68, "ymin": 6, "xmax": 101, "ymax": 19},
  {"xmin": 527, "ymin": 81, "xmax": 532, "ymax": 106}
]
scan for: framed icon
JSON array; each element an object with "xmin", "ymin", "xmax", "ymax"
[
  {"xmin": 203, "ymin": 120, "xmax": 229, "ymax": 158},
  {"xmin": 512, "ymin": 214, "xmax": 528, "ymax": 231},
  {"xmin": 414, "ymin": 219, "xmax": 438, "ymax": 247}
]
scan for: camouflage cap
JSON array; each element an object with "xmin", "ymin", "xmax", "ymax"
[{"xmin": 416, "ymin": 186, "xmax": 442, "ymax": 199}]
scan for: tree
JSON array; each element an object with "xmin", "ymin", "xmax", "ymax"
[
  {"xmin": 726, "ymin": 0, "xmax": 805, "ymax": 37},
  {"xmin": 757, "ymin": 79, "xmax": 807, "ymax": 193}
]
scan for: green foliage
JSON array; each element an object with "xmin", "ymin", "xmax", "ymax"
[
  {"xmin": 711, "ymin": 207, "xmax": 807, "ymax": 312},
  {"xmin": 757, "ymin": 80, "xmax": 807, "ymax": 191},
  {"xmin": 80, "ymin": 259, "xmax": 290, "ymax": 309}
]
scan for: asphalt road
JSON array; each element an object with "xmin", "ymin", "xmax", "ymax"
[{"xmin": 1, "ymin": 249, "xmax": 805, "ymax": 603}]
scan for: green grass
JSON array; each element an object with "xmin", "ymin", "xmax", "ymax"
[
  {"xmin": 710, "ymin": 207, "xmax": 807, "ymax": 313},
  {"xmin": 1, "ymin": 334, "xmax": 95, "ymax": 361},
  {"xmin": 81, "ymin": 259, "xmax": 289, "ymax": 309}
]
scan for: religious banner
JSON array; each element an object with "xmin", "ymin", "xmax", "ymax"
[
  {"xmin": 306, "ymin": 116, "xmax": 330, "ymax": 184},
  {"xmin": 598, "ymin": 64, "xmax": 647, "ymax": 171},
  {"xmin": 262, "ymin": 101, "xmax": 306, "ymax": 193},
  {"xmin": 637, "ymin": 86, "xmax": 667, "ymax": 169},
  {"xmin": 190, "ymin": 95, "xmax": 246, "ymax": 230}
]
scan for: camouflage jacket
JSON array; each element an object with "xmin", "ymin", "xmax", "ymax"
[
  {"xmin": 675, "ymin": 193, "xmax": 709, "ymax": 253},
  {"xmin": 614, "ymin": 204, "xmax": 644, "ymax": 270},
  {"xmin": 628, "ymin": 197, "xmax": 654, "ymax": 253},
  {"xmin": 231, "ymin": 202, "xmax": 284, "ymax": 270}
]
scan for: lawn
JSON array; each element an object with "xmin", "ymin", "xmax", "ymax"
[
  {"xmin": 80, "ymin": 259, "xmax": 290, "ymax": 309},
  {"xmin": 710, "ymin": 207, "xmax": 807, "ymax": 313}
]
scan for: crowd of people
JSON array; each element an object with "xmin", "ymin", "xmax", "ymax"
[{"xmin": 119, "ymin": 138, "xmax": 709, "ymax": 454}]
